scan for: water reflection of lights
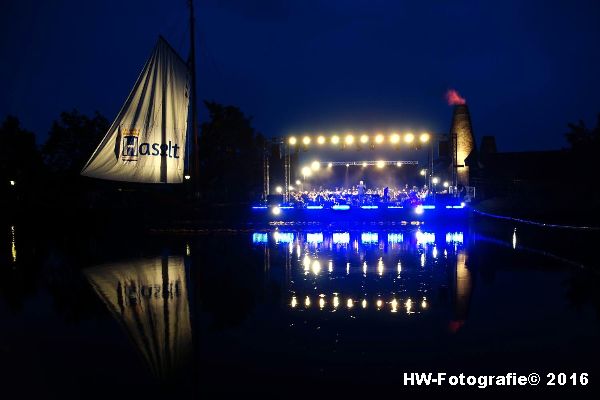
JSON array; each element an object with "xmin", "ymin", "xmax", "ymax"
[
  {"xmin": 432, "ymin": 246, "xmax": 438, "ymax": 259},
  {"xmin": 303, "ymin": 254, "xmax": 311, "ymax": 271},
  {"xmin": 387, "ymin": 233, "xmax": 404, "ymax": 243},
  {"xmin": 306, "ymin": 232, "xmax": 323, "ymax": 244},
  {"xmin": 346, "ymin": 262, "xmax": 350, "ymax": 274},
  {"xmin": 512, "ymin": 228, "xmax": 517, "ymax": 249},
  {"xmin": 332, "ymin": 232, "xmax": 350, "ymax": 244},
  {"xmin": 11, "ymin": 225, "xmax": 16, "ymax": 263},
  {"xmin": 420, "ymin": 253, "xmax": 425, "ymax": 267},
  {"xmin": 311, "ymin": 260, "xmax": 321, "ymax": 275},
  {"xmin": 361, "ymin": 232, "xmax": 379, "ymax": 244},
  {"xmin": 405, "ymin": 298, "xmax": 413, "ymax": 314},
  {"xmin": 363, "ymin": 261, "xmax": 367, "ymax": 275},
  {"xmin": 445, "ymin": 232, "xmax": 464, "ymax": 244},
  {"xmin": 185, "ymin": 243, "xmax": 191, "ymax": 256},
  {"xmin": 292, "ymin": 295, "xmax": 428, "ymax": 314},
  {"xmin": 328, "ymin": 260, "xmax": 333, "ymax": 272},
  {"xmin": 416, "ymin": 231, "xmax": 435, "ymax": 245},
  {"xmin": 397, "ymin": 262, "xmax": 402, "ymax": 274},
  {"xmin": 377, "ymin": 257, "xmax": 384, "ymax": 276}
]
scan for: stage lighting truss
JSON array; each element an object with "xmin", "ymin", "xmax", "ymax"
[
  {"xmin": 287, "ymin": 132, "xmax": 432, "ymax": 149},
  {"xmin": 319, "ymin": 161, "xmax": 419, "ymax": 167}
]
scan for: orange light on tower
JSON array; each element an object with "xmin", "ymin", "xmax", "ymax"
[
  {"xmin": 360, "ymin": 134, "xmax": 369, "ymax": 144},
  {"xmin": 331, "ymin": 135, "xmax": 340, "ymax": 145},
  {"xmin": 390, "ymin": 133, "xmax": 400, "ymax": 144},
  {"xmin": 404, "ymin": 132, "xmax": 415, "ymax": 143},
  {"xmin": 375, "ymin": 133, "xmax": 384, "ymax": 144},
  {"xmin": 345, "ymin": 134, "xmax": 354, "ymax": 145},
  {"xmin": 289, "ymin": 136, "xmax": 297, "ymax": 145},
  {"xmin": 317, "ymin": 135, "xmax": 326, "ymax": 145},
  {"xmin": 302, "ymin": 136, "xmax": 311, "ymax": 145},
  {"xmin": 419, "ymin": 132, "xmax": 430, "ymax": 143}
]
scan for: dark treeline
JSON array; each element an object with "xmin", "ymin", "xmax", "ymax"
[{"xmin": 1, "ymin": 102, "xmax": 265, "ymax": 226}]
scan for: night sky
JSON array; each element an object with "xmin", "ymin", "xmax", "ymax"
[{"xmin": 1, "ymin": 0, "xmax": 599, "ymax": 151}]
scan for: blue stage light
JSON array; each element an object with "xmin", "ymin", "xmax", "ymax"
[
  {"xmin": 332, "ymin": 205, "xmax": 350, "ymax": 210},
  {"xmin": 415, "ymin": 205, "xmax": 424, "ymax": 215},
  {"xmin": 306, "ymin": 205, "xmax": 323, "ymax": 209},
  {"xmin": 360, "ymin": 205, "xmax": 379, "ymax": 209},
  {"xmin": 332, "ymin": 232, "xmax": 350, "ymax": 244},
  {"xmin": 252, "ymin": 233, "xmax": 268, "ymax": 243},
  {"xmin": 361, "ymin": 232, "xmax": 379, "ymax": 244},
  {"xmin": 252, "ymin": 206, "xmax": 267, "ymax": 209},
  {"xmin": 387, "ymin": 233, "xmax": 404, "ymax": 243},
  {"xmin": 306, "ymin": 232, "xmax": 324, "ymax": 244},
  {"xmin": 416, "ymin": 230, "xmax": 435, "ymax": 244},
  {"xmin": 387, "ymin": 205, "xmax": 403, "ymax": 209},
  {"xmin": 422, "ymin": 205, "xmax": 435, "ymax": 209},
  {"xmin": 273, "ymin": 231, "xmax": 294, "ymax": 243},
  {"xmin": 445, "ymin": 232, "xmax": 464, "ymax": 244}
]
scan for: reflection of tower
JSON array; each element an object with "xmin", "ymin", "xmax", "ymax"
[
  {"xmin": 450, "ymin": 105, "xmax": 475, "ymax": 187},
  {"xmin": 450, "ymin": 250, "xmax": 472, "ymax": 333},
  {"xmin": 85, "ymin": 256, "xmax": 192, "ymax": 379}
]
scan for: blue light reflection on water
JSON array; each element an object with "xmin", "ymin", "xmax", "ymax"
[{"xmin": 251, "ymin": 228, "xmax": 468, "ymax": 318}]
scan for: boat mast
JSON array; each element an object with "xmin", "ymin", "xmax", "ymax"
[{"xmin": 189, "ymin": 0, "xmax": 200, "ymax": 198}]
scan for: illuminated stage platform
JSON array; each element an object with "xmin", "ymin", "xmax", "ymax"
[{"xmin": 250, "ymin": 202, "xmax": 469, "ymax": 223}]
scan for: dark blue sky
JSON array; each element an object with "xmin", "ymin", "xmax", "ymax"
[{"xmin": 1, "ymin": 0, "xmax": 599, "ymax": 151}]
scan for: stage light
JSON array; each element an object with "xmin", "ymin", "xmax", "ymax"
[
  {"xmin": 327, "ymin": 162, "xmax": 333, "ymax": 168},
  {"xmin": 289, "ymin": 185, "xmax": 294, "ymax": 190},
  {"xmin": 301, "ymin": 166, "xmax": 312, "ymax": 177},
  {"xmin": 331, "ymin": 135, "xmax": 340, "ymax": 145},
  {"xmin": 396, "ymin": 161, "xmax": 402, "ymax": 167},
  {"xmin": 362, "ymin": 162, "xmax": 368, "ymax": 168},
  {"xmin": 415, "ymin": 205, "xmax": 424, "ymax": 215},
  {"xmin": 184, "ymin": 175, "xmax": 191, "ymax": 180},
  {"xmin": 360, "ymin": 134, "xmax": 369, "ymax": 144},
  {"xmin": 345, "ymin": 135, "xmax": 354, "ymax": 145},
  {"xmin": 272, "ymin": 206, "xmax": 281, "ymax": 216},
  {"xmin": 390, "ymin": 133, "xmax": 400, "ymax": 144},
  {"xmin": 275, "ymin": 186, "xmax": 283, "ymax": 193},
  {"xmin": 443, "ymin": 181, "xmax": 449, "ymax": 188},
  {"xmin": 375, "ymin": 134, "xmax": 384, "ymax": 144},
  {"xmin": 302, "ymin": 136, "xmax": 311, "ymax": 145},
  {"xmin": 295, "ymin": 180, "xmax": 301, "ymax": 185},
  {"xmin": 289, "ymin": 137, "xmax": 297, "ymax": 146},
  {"xmin": 317, "ymin": 135, "xmax": 326, "ymax": 145},
  {"xmin": 432, "ymin": 177, "xmax": 439, "ymax": 184},
  {"xmin": 420, "ymin": 132, "xmax": 430, "ymax": 143},
  {"xmin": 420, "ymin": 169, "xmax": 426, "ymax": 176},
  {"xmin": 311, "ymin": 160, "xmax": 320, "ymax": 171},
  {"xmin": 345, "ymin": 163, "xmax": 350, "ymax": 167},
  {"xmin": 376, "ymin": 160, "xmax": 385, "ymax": 168},
  {"xmin": 404, "ymin": 132, "xmax": 414, "ymax": 143}
]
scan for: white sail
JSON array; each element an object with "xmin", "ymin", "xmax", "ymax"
[
  {"xmin": 81, "ymin": 37, "xmax": 190, "ymax": 183},
  {"xmin": 85, "ymin": 256, "xmax": 192, "ymax": 379}
]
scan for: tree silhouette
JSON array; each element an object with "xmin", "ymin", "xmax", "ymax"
[
  {"xmin": 198, "ymin": 101, "xmax": 265, "ymax": 203},
  {"xmin": 565, "ymin": 113, "xmax": 600, "ymax": 151},
  {"xmin": 42, "ymin": 109, "xmax": 109, "ymax": 176},
  {"xmin": 0, "ymin": 115, "xmax": 41, "ymax": 201}
]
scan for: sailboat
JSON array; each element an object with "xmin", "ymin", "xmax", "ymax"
[{"xmin": 81, "ymin": 2, "xmax": 199, "ymax": 185}]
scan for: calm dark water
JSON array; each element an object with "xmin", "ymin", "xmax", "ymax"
[{"xmin": 1, "ymin": 221, "xmax": 599, "ymax": 397}]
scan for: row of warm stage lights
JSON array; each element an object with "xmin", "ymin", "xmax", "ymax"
[
  {"xmin": 291, "ymin": 294, "xmax": 427, "ymax": 314},
  {"xmin": 288, "ymin": 132, "xmax": 431, "ymax": 147}
]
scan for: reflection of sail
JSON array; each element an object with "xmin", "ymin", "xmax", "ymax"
[
  {"xmin": 85, "ymin": 256, "xmax": 191, "ymax": 379},
  {"xmin": 450, "ymin": 250, "xmax": 472, "ymax": 332}
]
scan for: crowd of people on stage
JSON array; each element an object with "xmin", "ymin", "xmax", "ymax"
[{"xmin": 288, "ymin": 181, "xmax": 433, "ymax": 208}]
